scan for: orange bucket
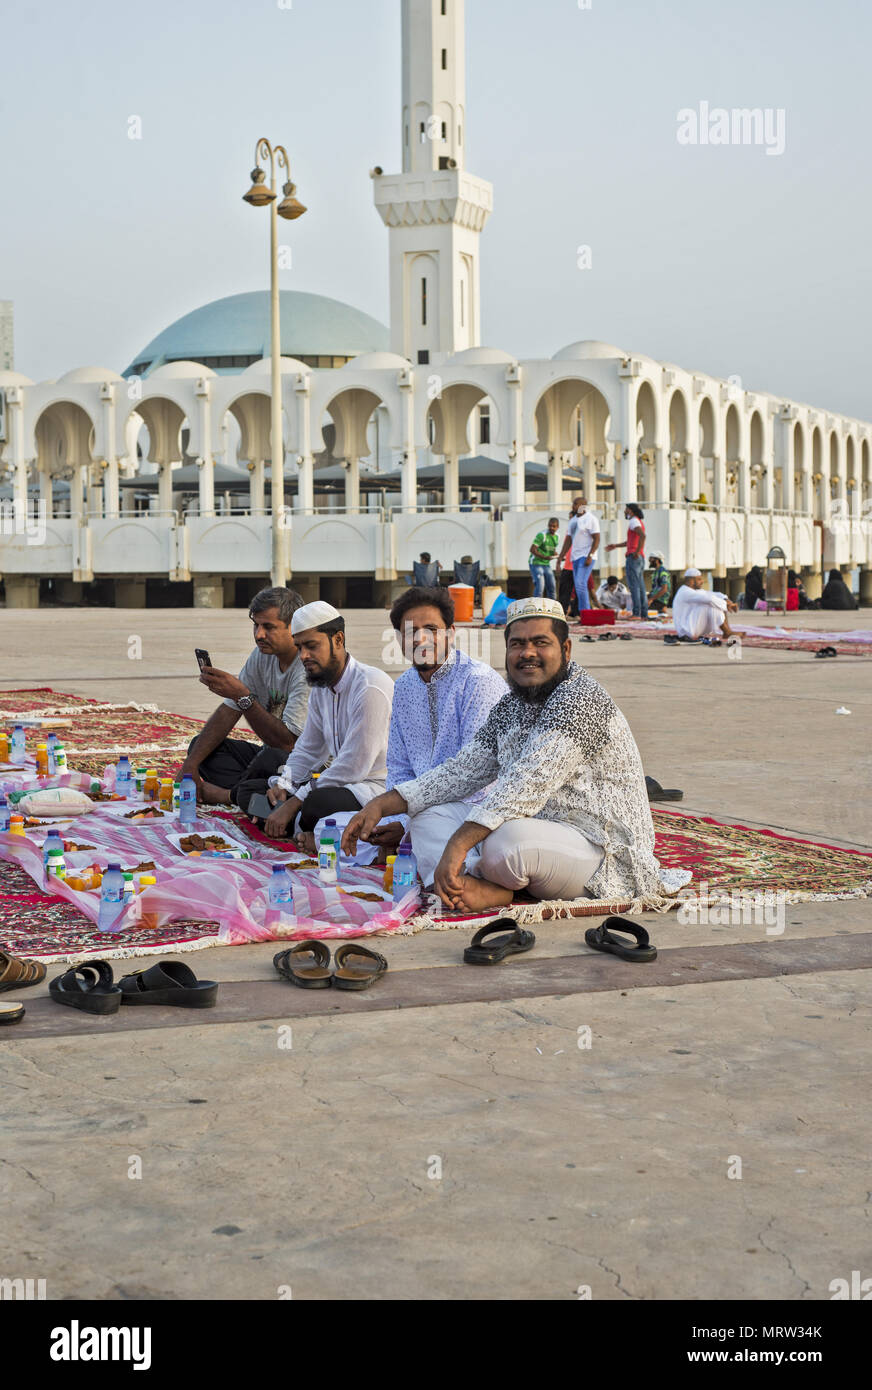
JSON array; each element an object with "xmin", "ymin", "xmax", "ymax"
[{"xmin": 448, "ymin": 583, "xmax": 475, "ymax": 623}]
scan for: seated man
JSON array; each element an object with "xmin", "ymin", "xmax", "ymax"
[
  {"xmin": 343, "ymin": 597, "xmax": 661, "ymax": 912},
  {"xmin": 247, "ymin": 602, "xmax": 394, "ymax": 850},
  {"xmin": 595, "ymin": 575, "xmax": 631, "ymax": 612},
  {"xmin": 362, "ymin": 584, "xmax": 507, "ymax": 883},
  {"xmin": 647, "ymin": 554, "xmax": 672, "ymax": 613},
  {"xmin": 181, "ymin": 586, "xmax": 309, "ymax": 806},
  {"xmin": 672, "ymin": 568, "xmax": 737, "ymax": 642}
]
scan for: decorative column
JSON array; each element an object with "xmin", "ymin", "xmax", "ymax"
[
  {"xmin": 506, "ymin": 365, "xmax": 525, "ymax": 509},
  {"xmin": 444, "ymin": 452, "xmax": 459, "ymax": 509},
  {"xmin": 654, "ymin": 446, "xmax": 669, "ymax": 505},
  {"xmin": 344, "ymin": 457, "xmax": 361, "ymax": 513},
  {"xmin": 158, "ymin": 461, "xmax": 174, "ymax": 514},
  {"xmin": 295, "ymin": 373, "xmax": 314, "ymax": 512},
  {"xmin": 249, "ymin": 458, "xmax": 265, "ymax": 511},
  {"xmin": 548, "ymin": 454, "xmax": 563, "ymax": 510},
  {"xmin": 398, "ymin": 366, "xmax": 418, "ymax": 510}
]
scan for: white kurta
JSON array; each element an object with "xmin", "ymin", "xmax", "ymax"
[{"xmin": 672, "ymin": 584, "xmax": 728, "ymax": 639}]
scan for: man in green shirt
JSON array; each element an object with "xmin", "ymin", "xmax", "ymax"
[
  {"xmin": 529, "ymin": 517, "xmax": 560, "ymax": 598},
  {"xmin": 648, "ymin": 554, "xmax": 672, "ymax": 612}
]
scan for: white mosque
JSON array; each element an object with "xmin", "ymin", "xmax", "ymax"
[{"xmin": 1, "ymin": 0, "xmax": 869, "ymax": 609}]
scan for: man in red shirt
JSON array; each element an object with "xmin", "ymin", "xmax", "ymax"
[{"xmin": 606, "ymin": 504, "xmax": 647, "ymax": 619}]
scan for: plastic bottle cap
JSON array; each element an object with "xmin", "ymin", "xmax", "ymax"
[
  {"xmin": 147, "ymin": 769, "xmax": 157, "ymax": 777},
  {"xmin": 139, "ymin": 875, "xmax": 156, "ymax": 886},
  {"xmin": 386, "ymin": 855, "xmax": 397, "ymax": 865},
  {"xmin": 122, "ymin": 872, "xmax": 134, "ymax": 881},
  {"xmin": 108, "ymin": 862, "xmax": 121, "ymax": 871}
]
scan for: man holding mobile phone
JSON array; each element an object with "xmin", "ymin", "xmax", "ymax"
[{"xmin": 180, "ymin": 586, "xmax": 310, "ymax": 806}]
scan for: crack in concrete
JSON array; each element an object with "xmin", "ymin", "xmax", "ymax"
[
  {"xmin": 0, "ymin": 1154, "xmax": 57, "ymax": 1206},
  {"xmin": 756, "ymin": 1215, "xmax": 813, "ymax": 1298}
]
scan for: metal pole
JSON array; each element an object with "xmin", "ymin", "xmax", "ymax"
[{"xmin": 269, "ymin": 163, "xmax": 284, "ymax": 587}]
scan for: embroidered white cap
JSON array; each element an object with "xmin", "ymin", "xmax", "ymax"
[
  {"xmin": 683, "ymin": 567, "xmax": 702, "ymax": 578},
  {"xmin": 290, "ymin": 601, "xmax": 343, "ymax": 635},
  {"xmin": 504, "ymin": 596, "xmax": 567, "ymax": 628}
]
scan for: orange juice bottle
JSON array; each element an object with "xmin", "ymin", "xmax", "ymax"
[
  {"xmin": 36, "ymin": 743, "xmax": 49, "ymax": 777},
  {"xmin": 9, "ymin": 815, "xmax": 25, "ymax": 837},
  {"xmin": 383, "ymin": 855, "xmax": 397, "ymax": 892},
  {"xmin": 158, "ymin": 778, "xmax": 173, "ymax": 812},
  {"xmin": 144, "ymin": 769, "xmax": 159, "ymax": 801},
  {"xmin": 0, "ymin": 731, "xmax": 9, "ymax": 762}
]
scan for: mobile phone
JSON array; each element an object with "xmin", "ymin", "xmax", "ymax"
[
  {"xmin": 195, "ymin": 648, "xmax": 212, "ymax": 671},
  {"xmin": 247, "ymin": 792, "xmax": 273, "ymax": 821}
]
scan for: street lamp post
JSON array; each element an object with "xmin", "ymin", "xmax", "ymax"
[{"xmin": 242, "ymin": 138, "xmax": 307, "ymax": 587}]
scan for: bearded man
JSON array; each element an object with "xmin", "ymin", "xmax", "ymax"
[{"xmin": 343, "ymin": 597, "xmax": 661, "ymax": 911}]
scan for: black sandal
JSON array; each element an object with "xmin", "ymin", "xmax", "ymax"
[
  {"xmin": 463, "ymin": 919, "xmax": 536, "ymax": 965},
  {"xmin": 646, "ymin": 775, "xmax": 684, "ymax": 803},
  {"xmin": 814, "ymin": 646, "xmax": 837, "ymax": 658},
  {"xmin": 49, "ymin": 959, "xmax": 122, "ymax": 1014},
  {"xmin": 117, "ymin": 961, "xmax": 218, "ymax": 1008},
  {"xmin": 585, "ymin": 917, "xmax": 657, "ymax": 962},
  {"xmin": 332, "ymin": 943, "xmax": 388, "ymax": 991},
  {"xmin": 273, "ymin": 942, "xmax": 333, "ymax": 989},
  {"xmin": 0, "ymin": 1002, "xmax": 25, "ymax": 1026}
]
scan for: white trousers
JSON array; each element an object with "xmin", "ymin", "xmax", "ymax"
[{"xmin": 409, "ymin": 803, "xmax": 604, "ymax": 901}]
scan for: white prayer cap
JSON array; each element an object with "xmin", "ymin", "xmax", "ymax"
[
  {"xmin": 291, "ymin": 600, "xmax": 342, "ymax": 635},
  {"xmin": 505, "ymin": 596, "xmax": 567, "ymax": 629},
  {"xmin": 683, "ymin": 567, "xmax": 702, "ymax": 578}
]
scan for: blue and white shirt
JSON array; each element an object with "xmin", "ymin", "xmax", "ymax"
[{"xmin": 387, "ymin": 648, "xmax": 507, "ymax": 791}]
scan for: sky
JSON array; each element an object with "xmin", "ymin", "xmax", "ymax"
[{"xmin": 2, "ymin": 0, "xmax": 870, "ymax": 421}]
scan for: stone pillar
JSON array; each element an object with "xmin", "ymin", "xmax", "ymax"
[
  {"xmin": 344, "ymin": 456, "xmax": 361, "ymax": 513},
  {"xmin": 39, "ymin": 470, "xmax": 53, "ymax": 519},
  {"xmin": 223, "ymin": 577, "xmax": 237, "ymax": 606},
  {"xmin": 115, "ymin": 578, "xmax": 147, "ymax": 607},
  {"xmin": 158, "ymin": 462, "xmax": 174, "ymax": 514},
  {"xmin": 292, "ymin": 576, "xmax": 320, "ymax": 603},
  {"xmin": 193, "ymin": 575, "xmax": 224, "ymax": 609},
  {"xmin": 650, "ymin": 447, "xmax": 667, "ymax": 506},
  {"xmin": 805, "ymin": 569, "xmax": 823, "ymax": 601},
  {"xmin": 402, "ymin": 448, "xmax": 418, "ymax": 511},
  {"xmin": 859, "ymin": 570, "xmax": 872, "ymax": 606},
  {"xmin": 198, "ymin": 456, "xmax": 216, "ymax": 518},
  {"xmin": 548, "ymin": 455, "xmax": 563, "ymax": 509},
  {"xmin": 712, "ymin": 455, "xmax": 726, "ymax": 507},
  {"xmin": 443, "ymin": 453, "xmax": 459, "ymax": 509},
  {"xmin": 296, "ymin": 454, "xmax": 314, "ymax": 513},
  {"xmin": 684, "ymin": 450, "xmax": 701, "ymax": 501},
  {"xmin": 583, "ymin": 452, "xmax": 598, "ymax": 502},
  {"xmin": 69, "ymin": 467, "xmax": 84, "ymax": 521},
  {"xmin": 4, "ymin": 577, "xmax": 40, "ymax": 608},
  {"xmin": 105, "ymin": 457, "xmax": 120, "ymax": 517},
  {"xmin": 249, "ymin": 459, "xmax": 265, "ymax": 512}
]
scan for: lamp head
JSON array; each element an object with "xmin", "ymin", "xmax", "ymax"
[
  {"xmin": 242, "ymin": 168, "xmax": 275, "ymax": 207},
  {"xmin": 277, "ymin": 180, "xmax": 307, "ymax": 220}
]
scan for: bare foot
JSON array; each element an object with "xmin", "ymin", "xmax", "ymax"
[
  {"xmin": 456, "ymin": 873, "xmax": 514, "ymax": 912},
  {"xmin": 296, "ymin": 830, "xmax": 317, "ymax": 856},
  {"xmin": 199, "ymin": 779, "xmax": 231, "ymax": 806}
]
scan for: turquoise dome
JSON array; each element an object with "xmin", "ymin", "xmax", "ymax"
[{"xmin": 124, "ymin": 290, "xmax": 390, "ymax": 377}]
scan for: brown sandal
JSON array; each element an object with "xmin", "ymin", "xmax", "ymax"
[
  {"xmin": 332, "ymin": 943, "xmax": 388, "ymax": 991},
  {"xmin": 0, "ymin": 951, "xmax": 47, "ymax": 993}
]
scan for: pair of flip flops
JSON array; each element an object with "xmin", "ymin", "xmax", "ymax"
[
  {"xmin": 815, "ymin": 646, "xmax": 838, "ymax": 658},
  {"xmin": 49, "ymin": 959, "xmax": 218, "ymax": 1014},
  {"xmin": 273, "ymin": 942, "xmax": 387, "ymax": 991}
]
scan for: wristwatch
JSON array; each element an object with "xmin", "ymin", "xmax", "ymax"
[{"xmin": 237, "ymin": 692, "xmax": 256, "ymax": 712}]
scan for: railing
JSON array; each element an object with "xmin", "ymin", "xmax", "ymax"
[
  {"xmin": 290, "ymin": 504, "xmax": 385, "ymax": 519},
  {"xmin": 390, "ymin": 503, "xmax": 495, "ymax": 516}
]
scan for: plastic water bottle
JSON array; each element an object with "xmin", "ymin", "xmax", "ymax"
[
  {"xmin": 268, "ymin": 863, "xmax": 294, "ymax": 923},
  {"xmin": 116, "ymin": 755, "xmax": 132, "ymax": 797},
  {"xmin": 47, "ymin": 732, "xmax": 59, "ymax": 774},
  {"xmin": 98, "ymin": 863, "xmax": 125, "ymax": 933},
  {"xmin": 103, "ymin": 763, "xmax": 117, "ymax": 792},
  {"xmin": 43, "ymin": 829, "xmax": 64, "ymax": 872},
  {"xmin": 178, "ymin": 774, "xmax": 197, "ymax": 826},
  {"xmin": 10, "ymin": 725, "xmax": 26, "ymax": 766},
  {"xmin": 0, "ymin": 797, "xmax": 9, "ymax": 833},
  {"xmin": 54, "ymin": 744, "xmax": 68, "ymax": 774},
  {"xmin": 318, "ymin": 820, "xmax": 339, "ymax": 884},
  {"xmin": 392, "ymin": 840, "xmax": 419, "ymax": 904},
  {"xmin": 46, "ymin": 850, "xmax": 66, "ymax": 881}
]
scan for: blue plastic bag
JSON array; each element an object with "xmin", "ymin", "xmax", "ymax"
[{"xmin": 483, "ymin": 591, "xmax": 510, "ymax": 626}]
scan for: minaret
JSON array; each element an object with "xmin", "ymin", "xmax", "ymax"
[{"xmin": 372, "ymin": 0, "xmax": 492, "ymax": 363}]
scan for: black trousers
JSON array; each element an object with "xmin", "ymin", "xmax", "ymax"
[
  {"xmin": 558, "ymin": 568, "xmax": 578, "ymax": 617},
  {"xmin": 233, "ymin": 744, "xmax": 362, "ymax": 831},
  {"xmin": 189, "ymin": 735, "xmax": 262, "ymax": 793}
]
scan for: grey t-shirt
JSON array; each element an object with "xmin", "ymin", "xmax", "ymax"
[{"xmin": 223, "ymin": 649, "xmax": 310, "ymax": 736}]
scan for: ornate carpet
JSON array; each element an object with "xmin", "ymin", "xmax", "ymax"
[
  {"xmin": 1, "ymin": 691, "xmax": 870, "ymax": 963},
  {"xmin": 567, "ymin": 621, "xmax": 872, "ymax": 655}
]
